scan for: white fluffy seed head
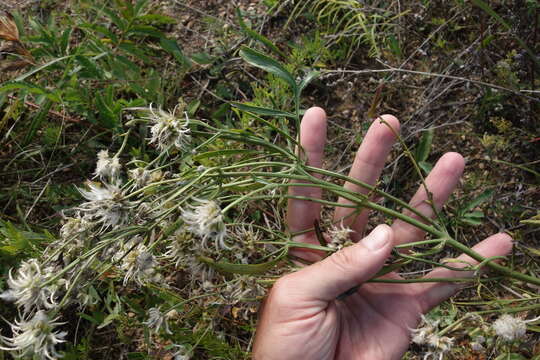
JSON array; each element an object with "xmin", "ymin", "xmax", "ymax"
[
  {"xmin": 0, "ymin": 259, "xmax": 58, "ymax": 315},
  {"xmin": 410, "ymin": 315, "xmax": 453, "ymax": 359},
  {"xmin": 143, "ymin": 307, "xmax": 172, "ymax": 334},
  {"xmin": 77, "ymin": 182, "xmax": 131, "ymax": 230},
  {"xmin": 94, "ymin": 150, "xmax": 121, "ymax": 179},
  {"xmin": 327, "ymin": 223, "xmax": 354, "ymax": 250},
  {"xmin": 492, "ymin": 314, "xmax": 527, "ymax": 342},
  {"xmin": 118, "ymin": 242, "xmax": 160, "ymax": 286},
  {"xmin": 0, "ymin": 310, "xmax": 67, "ymax": 360},
  {"xmin": 182, "ymin": 200, "xmax": 228, "ymax": 250},
  {"xmin": 144, "ymin": 104, "xmax": 191, "ymax": 151}
]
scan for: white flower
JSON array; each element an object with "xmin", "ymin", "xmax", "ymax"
[
  {"xmin": 0, "ymin": 311, "xmax": 67, "ymax": 360},
  {"xmin": 470, "ymin": 335, "xmax": 485, "ymax": 351},
  {"xmin": 327, "ymin": 223, "xmax": 354, "ymax": 250},
  {"xmin": 143, "ymin": 307, "xmax": 173, "ymax": 334},
  {"xmin": 164, "ymin": 230, "xmax": 194, "ymax": 267},
  {"xmin": 222, "ymin": 275, "xmax": 266, "ymax": 303},
  {"xmin": 128, "ymin": 168, "xmax": 163, "ymax": 189},
  {"xmin": 128, "ymin": 168, "xmax": 151, "ymax": 188},
  {"xmin": 77, "ymin": 182, "xmax": 131, "ymax": 230},
  {"xmin": 118, "ymin": 242, "xmax": 160, "ymax": 286},
  {"xmin": 0, "ymin": 259, "xmax": 58, "ymax": 314},
  {"xmin": 411, "ymin": 315, "xmax": 453, "ymax": 360},
  {"xmin": 59, "ymin": 215, "xmax": 92, "ymax": 240},
  {"xmin": 178, "ymin": 252, "xmax": 215, "ymax": 284},
  {"xmin": 94, "ymin": 150, "xmax": 121, "ymax": 179},
  {"xmin": 172, "ymin": 344, "xmax": 192, "ymax": 360},
  {"xmin": 182, "ymin": 200, "xmax": 228, "ymax": 250},
  {"xmin": 411, "ymin": 315, "xmax": 438, "ymax": 345},
  {"xmin": 492, "ymin": 314, "xmax": 527, "ymax": 342},
  {"xmin": 143, "ymin": 104, "xmax": 191, "ymax": 151}
]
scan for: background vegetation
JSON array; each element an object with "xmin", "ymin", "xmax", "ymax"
[{"xmin": 0, "ymin": 0, "xmax": 539, "ymax": 359}]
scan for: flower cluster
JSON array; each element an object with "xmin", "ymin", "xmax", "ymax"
[
  {"xmin": 182, "ymin": 199, "xmax": 228, "ymax": 250},
  {"xmin": 0, "ymin": 259, "xmax": 59, "ymax": 314},
  {"xmin": 94, "ymin": 149, "xmax": 121, "ymax": 179},
  {"xmin": 143, "ymin": 307, "xmax": 174, "ymax": 335},
  {"xmin": 118, "ymin": 242, "xmax": 161, "ymax": 286},
  {"xmin": 144, "ymin": 104, "xmax": 191, "ymax": 151},
  {"xmin": 0, "ymin": 104, "xmax": 276, "ymax": 359},
  {"xmin": 410, "ymin": 315, "xmax": 454, "ymax": 360},
  {"xmin": 0, "ymin": 311, "xmax": 67, "ymax": 360},
  {"xmin": 491, "ymin": 314, "xmax": 540, "ymax": 342},
  {"xmin": 492, "ymin": 314, "xmax": 526, "ymax": 342},
  {"xmin": 327, "ymin": 223, "xmax": 354, "ymax": 250},
  {"xmin": 77, "ymin": 182, "xmax": 132, "ymax": 230}
]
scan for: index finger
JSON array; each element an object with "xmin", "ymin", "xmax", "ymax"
[{"xmin": 286, "ymin": 107, "xmax": 327, "ymax": 234}]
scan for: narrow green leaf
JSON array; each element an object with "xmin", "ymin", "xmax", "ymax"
[
  {"xmin": 236, "ymin": 9, "xmax": 286, "ymax": 58},
  {"xmin": 191, "ymin": 52, "xmax": 214, "ymax": 65},
  {"xmin": 239, "ymin": 46, "xmax": 297, "ymax": 91},
  {"xmin": 461, "ymin": 189, "xmax": 494, "ymax": 214},
  {"xmin": 59, "ymin": 28, "xmax": 73, "ymax": 55},
  {"xmin": 118, "ymin": 43, "xmax": 151, "ymax": 63},
  {"xmin": 137, "ymin": 14, "xmax": 176, "ymax": 25},
  {"xmin": 14, "ymin": 55, "xmax": 72, "ymax": 82},
  {"xmin": 298, "ymin": 70, "xmax": 320, "ymax": 94},
  {"xmin": 418, "ymin": 161, "xmax": 433, "ymax": 175},
  {"xmin": 134, "ymin": 0, "xmax": 150, "ymax": 16},
  {"xmin": 159, "ymin": 37, "xmax": 191, "ymax": 67},
  {"xmin": 95, "ymin": 93, "xmax": 118, "ymax": 129},
  {"xmin": 101, "ymin": 8, "xmax": 127, "ymax": 31},
  {"xmin": 187, "ymin": 99, "xmax": 200, "ymax": 116},
  {"xmin": 243, "ymin": 112, "xmax": 297, "ymax": 145},
  {"xmin": 374, "ymin": 260, "xmax": 409, "ymax": 277},
  {"xmin": 414, "ymin": 129, "xmax": 434, "ymax": 163},
  {"xmin": 526, "ymin": 247, "xmax": 540, "ymax": 257},
  {"xmin": 198, "ymin": 255, "xmax": 283, "ymax": 275},
  {"xmin": 0, "ymin": 82, "xmax": 60, "ymax": 102},
  {"xmin": 24, "ymin": 100, "xmax": 52, "ymax": 145},
  {"xmin": 128, "ymin": 25, "xmax": 164, "ymax": 38},
  {"xmin": 232, "ymin": 102, "xmax": 296, "ymax": 118},
  {"xmin": 97, "ymin": 312, "xmax": 120, "ymax": 329},
  {"xmin": 194, "ymin": 149, "xmax": 259, "ymax": 161},
  {"xmin": 75, "ymin": 55, "xmax": 102, "ymax": 79},
  {"xmin": 68, "ymin": 52, "xmax": 108, "ymax": 77},
  {"xmin": 80, "ymin": 23, "xmax": 118, "ymax": 43}
]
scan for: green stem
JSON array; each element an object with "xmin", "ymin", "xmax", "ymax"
[{"xmin": 446, "ymin": 238, "xmax": 540, "ymax": 286}]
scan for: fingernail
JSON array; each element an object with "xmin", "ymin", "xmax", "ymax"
[{"xmin": 363, "ymin": 225, "xmax": 391, "ymax": 251}]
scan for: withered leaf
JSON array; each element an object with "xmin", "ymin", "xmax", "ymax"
[
  {"xmin": 1, "ymin": 59, "xmax": 33, "ymax": 72},
  {"xmin": 0, "ymin": 12, "xmax": 19, "ymax": 42}
]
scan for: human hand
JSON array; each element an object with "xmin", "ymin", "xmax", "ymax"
[{"xmin": 252, "ymin": 107, "xmax": 513, "ymax": 360}]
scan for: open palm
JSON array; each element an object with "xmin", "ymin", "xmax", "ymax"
[{"xmin": 253, "ymin": 108, "xmax": 512, "ymax": 360}]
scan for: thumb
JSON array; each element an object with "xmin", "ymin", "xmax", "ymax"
[{"xmin": 288, "ymin": 224, "xmax": 393, "ymax": 302}]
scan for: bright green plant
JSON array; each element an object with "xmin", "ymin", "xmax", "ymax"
[{"xmin": 288, "ymin": 0, "xmax": 408, "ymax": 58}]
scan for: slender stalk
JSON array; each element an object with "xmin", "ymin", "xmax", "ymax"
[{"xmin": 446, "ymin": 238, "xmax": 540, "ymax": 286}]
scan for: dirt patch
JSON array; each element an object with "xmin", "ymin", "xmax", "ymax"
[{"xmin": 0, "ymin": 0, "xmax": 35, "ymax": 12}]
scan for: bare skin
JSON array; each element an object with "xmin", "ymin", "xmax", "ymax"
[{"xmin": 252, "ymin": 107, "xmax": 512, "ymax": 360}]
